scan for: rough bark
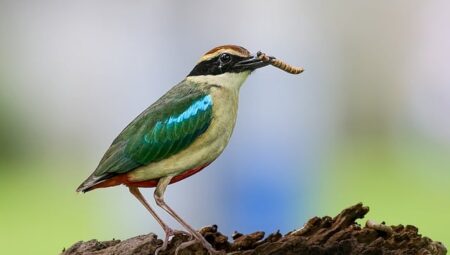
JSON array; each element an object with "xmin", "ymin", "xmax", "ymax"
[{"xmin": 61, "ymin": 203, "xmax": 447, "ymax": 255}]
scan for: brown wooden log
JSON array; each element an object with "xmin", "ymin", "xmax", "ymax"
[{"xmin": 60, "ymin": 203, "xmax": 447, "ymax": 255}]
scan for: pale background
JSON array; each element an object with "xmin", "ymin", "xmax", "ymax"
[{"xmin": 0, "ymin": 1, "xmax": 449, "ymax": 254}]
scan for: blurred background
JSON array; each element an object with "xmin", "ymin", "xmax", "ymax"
[{"xmin": 1, "ymin": 1, "xmax": 449, "ymax": 254}]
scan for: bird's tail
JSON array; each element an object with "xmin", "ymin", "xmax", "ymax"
[
  {"xmin": 76, "ymin": 174, "xmax": 105, "ymax": 193},
  {"xmin": 76, "ymin": 180, "xmax": 95, "ymax": 193}
]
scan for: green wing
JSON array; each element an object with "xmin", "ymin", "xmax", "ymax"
[{"xmin": 90, "ymin": 83, "xmax": 213, "ymax": 181}]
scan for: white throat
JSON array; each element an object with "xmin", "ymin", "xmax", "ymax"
[{"xmin": 186, "ymin": 71, "xmax": 251, "ymax": 91}]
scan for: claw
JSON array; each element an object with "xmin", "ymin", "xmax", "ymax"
[
  {"xmin": 155, "ymin": 227, "xmax": 195, "ymax": 254},
  {"xmin": 174, "ymin": 239, "xmax": 225, "ymax": 255},
  {"xmin": 175, "ymin": 235, "xmax": 225, "ymax": 255},
  {"xmin": 175, "ymin": 239, "xmax": 198, "ymax": 255},
  {"xmin": 154, "ymin": 245, "xmax": 164, "ymax": 255}
]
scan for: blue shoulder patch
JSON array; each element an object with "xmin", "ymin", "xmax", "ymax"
[{"xmin": 167, "ymin": 95, "xmax": 213, "ymax": 126}]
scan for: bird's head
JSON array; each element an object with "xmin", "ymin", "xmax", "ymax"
[{"xmin": 187, "ymin": 45, "xmax": 269, "ymax": 89}]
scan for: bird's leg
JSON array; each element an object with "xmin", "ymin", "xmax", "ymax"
[
  {"xmin": 154, "ymin": 176, "xmax": 223, "ymax": 255},
  {"xmin": 128, "ymin": 186, "xmax": 191, "ymax": 252}
]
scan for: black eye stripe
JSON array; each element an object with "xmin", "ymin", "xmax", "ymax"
[{"xmin": 188, "ymin": 55, "xmax": 248, "ymax": 76}]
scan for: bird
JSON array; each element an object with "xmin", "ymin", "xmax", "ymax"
[{"xmin": 77, "ymin": 45, "xmax": 297, "ymax": 254}]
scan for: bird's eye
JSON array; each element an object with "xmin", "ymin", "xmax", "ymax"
[{"xmin": 219, "ymin": 53, "xmax": 232, "ymax": 64}]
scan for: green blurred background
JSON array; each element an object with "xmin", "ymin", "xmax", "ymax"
[{"xmin": 1, "ymin": 1, "xmax": 449, "ymax": 254}]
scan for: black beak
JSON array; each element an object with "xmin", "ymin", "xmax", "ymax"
[{"xmin": 234, "ymin": 55, "xmax": 272, "ymax": 71}]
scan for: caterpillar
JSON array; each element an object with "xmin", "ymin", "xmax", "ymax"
[{"xmin": 257, "ymin": 51, "xmax": 304, "ymax": 75}]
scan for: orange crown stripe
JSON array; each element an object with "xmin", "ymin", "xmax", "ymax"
[{"xmin": 199, "ymin": 45, "xmax": 251, "ymax": 63}]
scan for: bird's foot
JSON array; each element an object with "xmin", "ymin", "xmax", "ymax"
[
  {"xmin": 174, "ymin": 240, "xmax": 197, "ymax": 255},
  {"xmin": 173, "ymin": 227, "xmax": 225, "ymax": 255},
  {"xmin": 155, "ymin": 227, "xmax": 193, "ymax": 254},
  {"xmin": 174, "ymin": 239, "xmax": 225, "ymax": 255}
]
